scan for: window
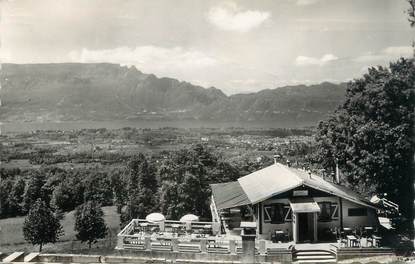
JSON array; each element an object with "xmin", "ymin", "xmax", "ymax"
[
  {"xmin": 264, "ymin": 204, "xmax": 285, "ymax": 224},
  {"xmin": 318, "ymin": 202, "xmax": 332, "ymax": 221},
  {"xmin": 318, "ymin": 202, "xmax": 339, "ymax": 221},
  {"xmin": 348, "ymin": 208, "xmax": 367, "ymax": 216}
]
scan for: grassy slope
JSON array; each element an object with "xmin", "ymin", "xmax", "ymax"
[{"xmin": 0, "ymin": 206, "xmax": 120, "ymax": 253}]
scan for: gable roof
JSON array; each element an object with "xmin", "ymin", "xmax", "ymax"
[
  {"xmin": 236, "ymin": 163, "xmax": 375, "ymax": 208},
  {"xmin": 238, "ymin": 163, "xmax": 303, "ymax": 204},
  {"xmin": 210, "ymin": 181, "xmax": 251, "ymax": 210},
  {"xmin": 288, "ymin": 166, "xmax": 375, "ymax": 208}
]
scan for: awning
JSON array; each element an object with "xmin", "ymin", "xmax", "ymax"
[
  {"xmin": 378, "ymin": 217, "xmax": 394, "ymax": 230},
  {"xmin": 289, "ymin": 198, "xmax": 320, "ymax": 213},
  {"xmin": 210, "ymin": 181, "xmax": 251, "ymax": 210}
]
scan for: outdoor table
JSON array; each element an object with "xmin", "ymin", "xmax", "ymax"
[
  {"xmin": 203, "ymin": 225, "xmax": 212, "ymax": 235},
  {"xmin": 140, "ymin": 223, "xmax": 149, "ymax": 233},
  {"xmin": 372, "ymin": 235, "xmax": 382, "ymax": 247},
  {"xmin": 273, "ymin": 230, "xmax": 285, "ymax": 243},
  {"xmin": 157, "ymin": 236, "xmax": 172, "ymax": 246},
  {"xmin": 346, "ymin": 235, "xmax": 358, "ymax": 247},
  {"xmin": 171, "ymin": 224, "xmax": 180, "ymax": 235},
  {"xmin": 207, "ymin": 238, "xmax": 217, "ymax": 248}
]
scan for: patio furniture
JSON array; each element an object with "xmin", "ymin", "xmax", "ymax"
[
  {"xmin": 203, "ymin": 224, "xmax": 212, "ymax": 236},
  {"xmin": 140, "ymin": 223, "xmax": 149, "ymax": 233},
  {"xmin": 353, "ymin": 227, "xmax": 362, "ymax": 247},
  {"xmin": 372, "ymin": 234, "xmax": 382, "ymax": 247},
  {"xmin": 171, "ymin": 224, "xmax": 180, "ymax": 236},
  {"xmin": 335, "ymin": 227, "xmax": 347, "ymax": 247},
  {"xmin": 363, "ymin": 226, "xmax": 374, "ymax": 247},
  {"xmin": 284, "ymin": 229, "xmax": 290, "ymax": 242},
  {"xmin": 346, "ymin": 235, "xmax": 359, "ymax": 247},
  {"xmin": 271, "ymin": 229, "xmax": 285, "ymax": 243},
  {"xmin": 343, "ymin": 227, "xmax": 352, "ymax": 234}
]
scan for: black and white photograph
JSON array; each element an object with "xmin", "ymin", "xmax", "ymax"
[{"xmin": 0, "ymin": 0, "xmax": 414, "ymax": 263}]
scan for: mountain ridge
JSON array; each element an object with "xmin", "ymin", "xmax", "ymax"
[{"xmin": 0, "ymin": 63, "xmax": 347, "ymax": 126}]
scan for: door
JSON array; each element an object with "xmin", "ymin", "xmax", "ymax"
[
  {"xmin": 298, "ymin": 213, "xmax": 315, "ymax": 242},
  {"xmin": 298, "ymin": 213, "xmax": 309, "ymax": 242}
]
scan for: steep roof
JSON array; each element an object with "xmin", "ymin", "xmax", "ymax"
[
  {"xmin": 236, "ymin": 163, "xmax": 375, "ymax": 208},
  {"xmin": 238, "ymin": 163, "xmax": 303, "ymax": 204}
]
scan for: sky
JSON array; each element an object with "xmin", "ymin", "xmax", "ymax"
[{"xmin": 1, "ymin": 0, "xmax": 414, "ymax": 94}]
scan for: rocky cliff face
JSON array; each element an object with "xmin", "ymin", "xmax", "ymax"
[{"xmin": 0, "ymin": 63, "xmax": 346, "ymax": 125}]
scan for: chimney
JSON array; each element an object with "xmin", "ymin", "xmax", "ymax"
[
  {"xmin": 286, "ymin": 159, "xmax": 291, "ymax": 167},
  {"xmin": 335, "ymin": 159, "xmax": 340, "ymax": 184},
  {"xmin": 331, "ymin": 172, "xmax": 336, "ymax": 183},
  {"xmin": 308, "ymin": 170, "xmax": 312, "ymax": 179},
  {"xmin": 273, "ymin": 154, "xmax": 278, "ymax": 164}
]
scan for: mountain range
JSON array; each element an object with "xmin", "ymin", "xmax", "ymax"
[{"xmin": 0, "ymin": 63, "xmax": 347, "ymax": 127}]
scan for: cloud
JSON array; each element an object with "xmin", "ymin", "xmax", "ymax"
[
  {"xmin": 354, "ymin": 46, "xmax": 413, "ymax": 62},
  {"xmin": 68, "ymin": 46, "xmax": 217, "ymax": 73},
  {"xmin": 207, "ymin": 2, "xmax": 270, "ymax": 32},
  {"xmin": 295, "ymin": 54, "xmax": 338, "ymax": 66},
  {"xmin": 295, "ymin": 0, "xmax": 320, "ymax": 6},
  {"xmin": 382, "ymin": 46, "xmax": 413, "ymax": 56}
]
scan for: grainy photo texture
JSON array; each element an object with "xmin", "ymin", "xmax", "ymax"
[{"xmin": 0, "ymin": 1, "xmax": 414, "ymax": 263}]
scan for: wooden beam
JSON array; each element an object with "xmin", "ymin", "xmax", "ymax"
[
  {"xmin": 293, "ymin": 213, "xmax": 297, "ymax": 243},
  {"xmin": 259, "ymin": 202, "xmax": 263, "ymax": 235},
  {"xmin": 339, "ymin": 197, "xmax": 344, "ymax": 230},
  {"xmin": 313, "ymin": 212, "xmax": 318, "ymax": 242}
]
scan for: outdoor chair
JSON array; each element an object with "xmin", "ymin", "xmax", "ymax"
[
  {"xmin": 151, "ymin": 226, "xmax": 160, "ymax": 234},
  {"xmin": 271, "ymin": 229, "xmax": 285, "ymax": 243},
  {"xmin": 363, "ymin": 226, "xmax": 374, "ymax": 247},
  {"xmin": 371, "ymin": 228, "xmax": 382, "ymax": 247},
  {"xmin": 336, "ymin": 228, "xmax": 347, "ymax": 247},
  {"xmin": 284, "ymin": 229, "xmax": 290, "ymax": 242},
  {"xmin": 352, "ymin": 227, "xmax": 362, "ymax": 247}
]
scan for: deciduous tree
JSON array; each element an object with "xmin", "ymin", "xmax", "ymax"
[
  {"xmin": 23, "ymin": 198, "xmax": 63, "ymax": 252},
  {"xmin": 74, "ymin": 201, "xmax": 107, "ymax": 249},
  {"xmin": 23, "ymin": 172, "xmax": 47, "ymax": 214},
  {"xmin": 315, "ymin": 59, "xmax": 415, "ymax": 231}
]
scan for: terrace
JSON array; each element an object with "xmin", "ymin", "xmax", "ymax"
[{"xmin": 116, "ymin": 218, "xmax": 394, "ymax": 263}]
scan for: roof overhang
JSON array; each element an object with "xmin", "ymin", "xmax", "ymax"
[
  {"xmin": 289, "ymin": 198, "xmax": 321, "ymax": 213},
  {"xmin": 210, "ymin": 181, "xmax": 251, "ymax": 210},
  {"xmin": 302, "ymin": 182, "xmax": 379, "ymax": 210}
]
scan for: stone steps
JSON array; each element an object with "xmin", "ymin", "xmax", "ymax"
[
  {"xmin": 2, "ymin": 252, "xmax": 25, "ymax": 263},
  {"xmin": 293, "ymin": 249, "xmax": 337, "ymax": 264}
]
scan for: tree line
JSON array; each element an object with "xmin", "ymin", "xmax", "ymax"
[{"xmin": 0, "ymin": 144, "xmax": 254, "ymax": 250}]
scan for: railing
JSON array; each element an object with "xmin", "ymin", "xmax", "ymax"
[
  {"xmin": 118, "ymin": 219, "xmax": 220, "ymax": 236},
  {"xmin": 117, "ymin": 219, "xmax": 293, "ymax": 257},
  {"xmin": 118, "ymin": 234, "xmax": 244, "ymax": 254}
]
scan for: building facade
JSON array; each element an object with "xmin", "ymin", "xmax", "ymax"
[{"xmin": 210, "ymin": 162, "xmax": 378, "ymax": 243}]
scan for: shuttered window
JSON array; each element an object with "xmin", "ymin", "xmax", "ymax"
[
  {"xmin": 317, "ymin": 202, "xmax": 339, "ymax": 221},
  {"xmin": 264, "ymin": 203, "xmax": 285, "ymax": 224}
]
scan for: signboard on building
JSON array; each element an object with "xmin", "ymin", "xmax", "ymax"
[{"xmin": 293, "ymin": 190, "xmax": 308, "ymax": 196}]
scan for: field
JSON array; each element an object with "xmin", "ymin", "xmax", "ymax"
[
  {"xmin": 0, "ymin": 206, "xmax": 120, "ymax": 253},
  {"xmin": 0, "ymin": 126, "xmax": 316, "ymax": 253},
  {"xmin": 0, "ymin": 126, "xmax": 315, "ymax": 173}
]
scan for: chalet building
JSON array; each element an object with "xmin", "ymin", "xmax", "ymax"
[{"xmin": 210, "ymin": 162, "xmax": 379, "ymax": 243}]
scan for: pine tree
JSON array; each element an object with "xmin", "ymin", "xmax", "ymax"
[
  {"xmin": 23, "ymin": 198, "xmax": 63, "ymax": 252},
  {"xmin": 120, "ymin": 153, "xmax": 158, "ymax": 227},
  {"xmin": 74, "ymin": 201, "xmax": 107, "ymax": 249}
]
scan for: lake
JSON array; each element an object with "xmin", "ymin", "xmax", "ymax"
[{"xmin": 0, "ymin": 120, "xmax": 311, "ymax": 134}]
